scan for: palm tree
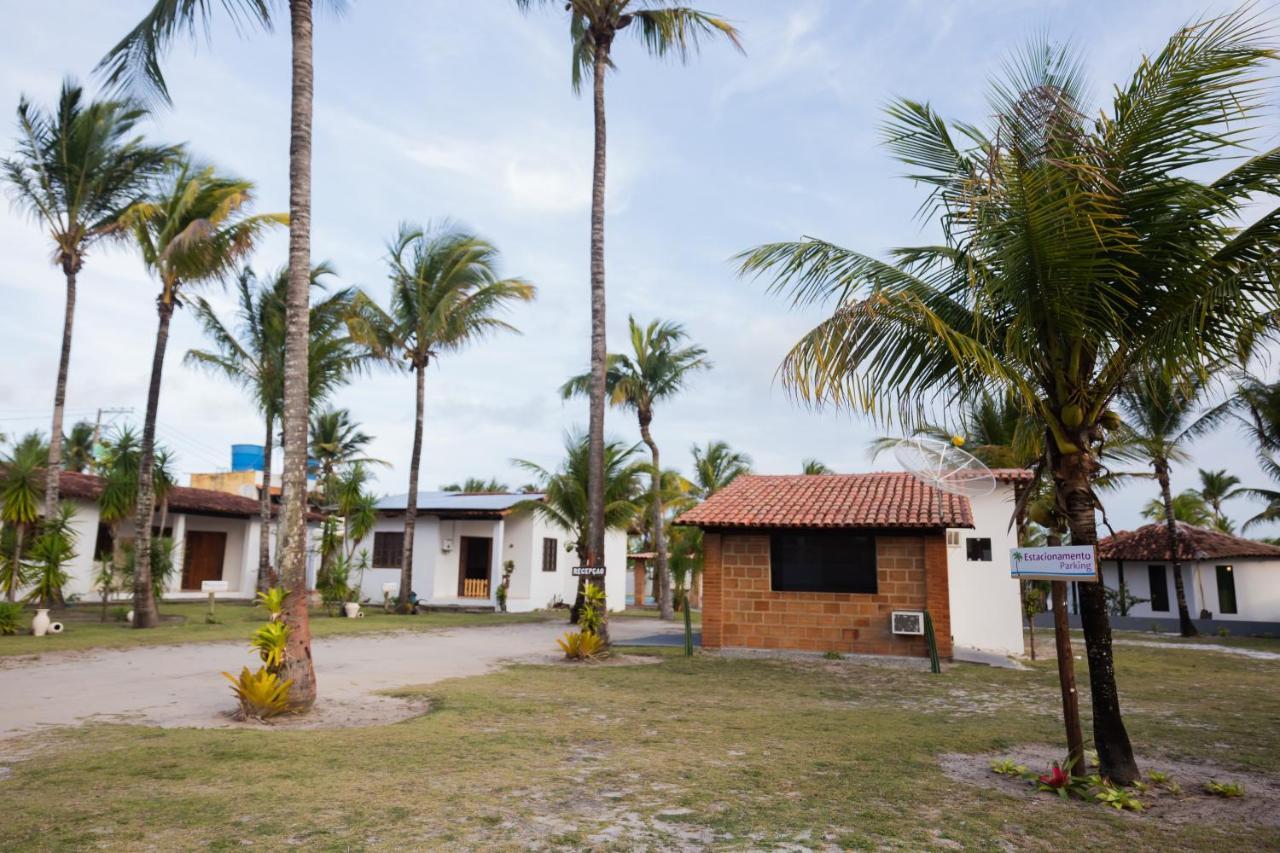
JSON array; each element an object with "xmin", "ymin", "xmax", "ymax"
[
  {"xmin": 185, "ymin": 264, "xmax": 364, "ymax": 590},
  {"xmin": 309, "ymin": 408, "xmax": 379, "ymax": 487},
  {"xmin": 800, "ymin": 459, "xmax": 832, "ymax": 475},
  {"xmin": 102, "ymin": 0, "xmax": 329, "ymax": 712},
  {"xmin": 1195, "ymin": 469, "xmax": 1242, "ymax": 531},
  {"xmin": 1117, "ymin": 374, "xmax": 1225, "ymax": 636},
  {"xmin": 562, "ymin": 317, "xmax": 709, "ymax": 620},
  {"xmin": 349, "ymin": 222, "xmax": 535, "ymax": 613},
  {"xmin": 442, "ymin": 478, "xmax": 510, "ymax": 493},
  {"xmin": 2, "ymin": 81, "xmax": 176, "ymax": 516},
  {"xmin": 513, "ymin": 0, "xmax": 741, "ymax": 578},
  {"xmin": 690, "ymin": 440, "xmax": 751, "ymax": 498},
  {"xmin": 119, "ymin": 159, "xmax": 284, "ymax": 630},
  {"xmin": 513, "ymin": 430, "xmax": 647, "ymax": 581},
  {"xmin": 62, "ymin": 422, "xmax": 97, "ymax": 474},
  {"xmin": 1141, "ymin": 491, "xmax": 1214, "ymax": 526},
  {"xmin": 737, "ymin": 14, "xmax": 1280, "ymax": 784},
  {"xmin": 0, "ymin": 441, "xmax": 44, "ymax": 601}
]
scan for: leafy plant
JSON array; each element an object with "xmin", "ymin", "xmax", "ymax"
[
  {"xmin": 1094, "ymin": 782, "xmax": 1144, "ymax": 811},
  {"xmin": 1035, "ymin": 759, "xmax": 1091, "ymax": 800},
  {"xmin": 1205, "ymin": 779, "xmax": 1245, "ymax": 798},
  {"xmin": 24, "ymin": 503, "xmax": 78, "ymax": 608},
  {"xmin": 822, "ymin": 650, "xmax": 842, "ymax": 661},
  {"xmin": 496, "ymin": 559, "xmax": 515, "ymax": 613},
  {"xmin": 111, "ymin": 605, "xmax": 130, "ymax": 623},
  {"xmin": 222, "ymin": 666, "xmax": 293, "ymax": 720},
  {"xmin": 557, "ymin": 630, "xmax": 606, "ymax": 661},
  {"xmin": 0, "ymin": 601, "xmax": 24, "ymax": 636},
  {"xmin": 255, "ymin": 587, "xmax": 286, "ymax": 620},
  {"xmin": 119, "ymin": 536, "xmax": 178, "ymax": 602},
  {"xmin": 250, "ymin": 621, "xmax": 290, "ymax": 673},
  {"xmin": 579, "ymin": 581, "xmax": 606, "ymax": 637},
  {"xmin": 1146, "ymin": 770, "xmax": 1180, "ymax": 794},
  {"xmin": 990, "ymin": 758, "xmax": 1028, "ymax": 777}
]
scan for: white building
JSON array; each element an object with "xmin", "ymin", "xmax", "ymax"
[
  {"xmin": 1098, "ymin": 522, "xmax": 1280, "ymax": 628},
  {"xmin": 945, "ymin": 470, "xmax": 1030, "ymax": 659},
  {"xmin": 350, "ymin": 491, "xmax": 627, "ymax": 612},
  {"xmin": 57, "ymin": 471, "xmax": 269, "ymax": 601}
]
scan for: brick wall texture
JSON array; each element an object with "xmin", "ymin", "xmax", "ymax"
[{"xmin": 701, "ymin": 531, "xmax": 952, "ymax": 659}]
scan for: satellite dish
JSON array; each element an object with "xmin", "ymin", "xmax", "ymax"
[{"xmin": 893, "ymin": 436, "xmax": 997, "ymax": 501}]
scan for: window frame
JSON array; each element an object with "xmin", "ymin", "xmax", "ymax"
[
  {"xmin": 541, "ymin": 537, "xmax": 558, "ymax": 573},
  {"xmin": 1215, "ymin": 564, "xmax": 1238, "ymax": 615},
  {"xmin": 371, "ymin": 531, "xmax": 406, "ymax": 569},
  {"xmin": 768, "ymin": 529, "xmax": 879, "ymax": 595},
  {"xmin": 965, "ymin": 537, "xmax": 993, "ymax": 562}
]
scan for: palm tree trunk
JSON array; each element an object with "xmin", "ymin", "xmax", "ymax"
[
  {"xmin": 585, "ymin": 43, "xmax": 610, "ymax": 640},
  {"xmin": 276, "ymin": 0, "xmax": 318, "ymax": 710},
  {"xmin": 1044, "ymin": 526, "xmax": 1084, "ymax": 777},
  {"xmin": 398, "ymin": 360, "xmax": 426, "ymax": 614},
  {"xmin": 44, "ymin": 264, "xmax": 78, "ymax": 518},
  {"xmin": 257, "ymin": 413, "xmax": 275, "ymax": 592},
  {"xmin": 639, "ymin": 414, "xmax": 673, "ymax": 620},
  {"xmin": 131, "ymin": 299, "xmax": 174, "ymax": 629},
  {"xmin": 1157, "ymin": 462, "xmax": 1197, "ymax": 637},
  {"xmin": 1055, "ymin": 446, "xmax": 1139, "ymax": 785}
]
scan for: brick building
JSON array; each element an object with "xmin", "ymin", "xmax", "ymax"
[{"xmin": 675, "ymin": 471, "xmax": 1028, "ymax": 660}]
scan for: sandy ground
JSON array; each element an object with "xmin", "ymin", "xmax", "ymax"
[{"xmin": 0, "ymin": 618, "xmax": 683, "ymax": 737}]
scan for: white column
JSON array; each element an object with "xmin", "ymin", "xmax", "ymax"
[
  {"xmin": 491, "ymin": 518, "xmax": 505, "ymax": 606},
  {"xmin": 170, "ymin": 513, "xmax": 187, "ymax": 595}
]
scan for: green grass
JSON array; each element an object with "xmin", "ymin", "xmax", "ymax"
[
  {"xmin": 3, "ymin": 641, "xmax": 1276, "ymax": 849},
  {"xmin": 0, "ymin": 601, "xmax": 554, "ymax": 658}
]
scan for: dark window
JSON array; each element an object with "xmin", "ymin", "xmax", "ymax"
[
  {"xmin": 93, "ymin": 524, "xmax": 114, "ymax": 562},
  {"xmin": 1216, "ymin": 565, "xmax": 1238, "ymax": 615},
  {"xmin": 541, "ymin": 537, "xmax": 558, "ymax": 572},
  {"xmin": 372, "ymin": 532, "xmax": 405, "ymax": 569},
  {"xmin": 770, "ymin": 531, "xmax": 877, "ymax": 594},
  {"xmin": 966, "ymin": 537, "xmax": 992, "ymax": 562},
  {"xmin": 1148, "ymin": 565, "xmax": 1169, "ymax": 612}
]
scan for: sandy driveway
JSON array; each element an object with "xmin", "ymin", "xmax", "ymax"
[{"xmin": 0, "ymin": 618, "xmax": 682, "ymax": 738}]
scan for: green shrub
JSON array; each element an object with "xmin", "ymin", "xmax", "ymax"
[
  {"xmin": 24, "ymin": 503, "xmax": 78, "ymax": 608},
  {"xmin": 822, "ymin": 650, "xmax": 842, "ymax": 660},
  {"xmin": 0, "ymin": 601, "xmax": 24, "ymax": 636},
  {"xmin": 223, "ymin": 667, "xmax": 293, "ymax": 720},
  {"xmin": 1205, "ymin": 779, "xmax": 1244, "ymax": 798},
  {"xmin": 557, "ymin": 630, "xmax": 606, "ymax": 660}
]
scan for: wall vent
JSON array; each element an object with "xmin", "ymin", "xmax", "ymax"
[{"xmin": 891, "ymin": 610, "xmax": 925, "ymax": 635}]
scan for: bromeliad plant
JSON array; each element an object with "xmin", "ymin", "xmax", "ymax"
[
  {"xmin": 255, "ymin": 587, "xmax": 286, "ymax": 621},
  {"xmin": 224, "ymin": 591, "xmax": 293, "ymax": 719},
  {"xmin": 558, "ymin": 581, "xmax": 609, "ymax": 661}
]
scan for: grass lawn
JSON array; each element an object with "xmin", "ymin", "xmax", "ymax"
[
  {"xmin": 3, "ymin": 640, "xmax": 1276, "ymax": 849},
  {"xmin": 0, "ymin": 601, "xmax": 554, "ymax": 658}
]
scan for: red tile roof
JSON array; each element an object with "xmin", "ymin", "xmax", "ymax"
[
  {"xmin": 58, "ymin": 471, "xmax": 265, "ymax": 519},
  {"xmin": 989, "ymin": 468, "xmax": 1035, "ymax": 483},
  {"xmin": 1099, "ymin": 522, "xmax": 1280, "ymax": 562},
  {"xmin": 673, "ymin": 473, "xmax": 974, "ymax": 530}
]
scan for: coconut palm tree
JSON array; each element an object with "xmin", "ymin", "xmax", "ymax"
[
  {"xmin": 513, "ymin": 0, "xmax": 741, "ymax": 576},
  {"xmin": 102, "ymin": 0, "xmax": 333, "ymax": 711},
  {"xmin": 1141, "ymin": 491, "xmax": 1214, "ymax": 526},
  {"xmin": 690, "ymin": 440, "xmax": 751, "ymax": 499},
  {"xmin": 737, "ymin": 14, "xmax": 1280, "ymax": 783},
  {"xmin": 1117, "ymin": 374, "xmax": 1226, "ymax": 636},
  {"xmin": 2, "ymin": 81, "xmax": 176, "ymax": 515},
  {"xmin": 0, "ymin": 441, "xmax": 44, "ymax": 601},
  {"xmin": 185, "ymin": 264, "xmax": 365, "ymax": 589},
  {"xmin": 1195, "ymin": 469, "xmax": 1242, "ymax": 532},
  {"xmin": 119, "ymin": 159, "xmax": 284, "ymax": 629},
  {"xmin": 62, "ymin": 422, "xmax": 97, "ymax": 474},
  {"xmin": 800, "ymin": 459, "xmax": 832, "ymax": 475},
  {"xmin": 348, "ymin": 222, "xmax": 535, "ymax": 613},
  {"xmin": 309, "ymin": 408, "xmax": 379, "ymax": 487},
  {"xmin": 562, "ymin": 317, "xmax": 709, "ymax": 620}
]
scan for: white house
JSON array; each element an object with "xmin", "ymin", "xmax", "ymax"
[
  {"xmin": 1098, "ymin": 522, "xmax": 1280, "ymax": 630},
  {"xmin": 350, "ymin": 491, "xmax": 627, "ymax": 612},
  {"xmin": 56, "ymin": 471, "xmax": 270, "ymax": 601},
  {"xmin": 945, "ymin": 470, "xmax": 1030, "ymax": 659}
]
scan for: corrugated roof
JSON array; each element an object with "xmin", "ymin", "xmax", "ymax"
[
  {"xmin": 1099, "ymin": 522, "xmax": 1280, "ymax": 561},
  {"xmin": 673, "ymin": 473, "xmax": 974, "ymax": 530},
  {"xmin": 376, "ymin": 491, "xmax": 543, "ymax": 514}
]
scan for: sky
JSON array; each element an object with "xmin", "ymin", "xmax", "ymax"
[{"xmin": 0, "ymin": 0, "xmax": 1275, "ymax": 535}]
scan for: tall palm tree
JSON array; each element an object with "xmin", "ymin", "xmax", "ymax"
[
  {"xmin": 513, "ymin": 431, "xmax": 647, "ymax": 569},
  {"xmin": 1141, "ymin": 491, "xmax": 1214, "ymax": 526},
  {"xmin": 349, "ymin": 222, "xmax": 535, "ymax": 613},
  {"xmin": 514, "ymin": 0, "xmax": 741, "ymax": 577},
  {"xmin": 309, "ymin": 407, "xmax": 379, "ymax": 487},
  {"xmin": 562, "ymin": 317, "xmax": 709, "ymax": 620},
  {"xmin": 800, "ymin": 459, "xmax": 832, "ymax": 475},
  {"xmin": 737, "ymin": 14, "xmax": 1280, "ymax": 783},
  {"xmin": 1117, "ymin": 374, "xmax": 1225, "ymax": 636},
  {"xmin": 185, "ymin": 264, "xmax": 365, "ymax": 590},
  {"xmin": 1195, "ymin": 469, "xmax": 1242, "ymax": 531},
  {"xmin": 0, "ymin": 441, "xmax": 44, "ymax": 601},
  {"xmin": 2, "ymin": 81, "xmax": 176, "ymax": 516},
  {"xmin": 102, "ymin": 0, "xmax": 331, "ymax": 712},
  {"xmin": 119, "ymin": 159, "xmax": 284, "ymax": 630},
  {"xmin": 62, "ymin": 422, "xmax": 97, "ymax": 474},
  {"xmin": 690, "ymin": 440, "xmax": 751, "ymax": 498}
]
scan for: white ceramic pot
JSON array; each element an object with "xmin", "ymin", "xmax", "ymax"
[
  {"xmin": 48, "ymin": 621, "xmax": 64, "ymax": 634},
  {"xmin": 343, "ymin": 602, "xmax": 361, "ymax": 619},
  {"xmin": 31, "ymin": 609, "xmax": 51, "ymax": 637}
]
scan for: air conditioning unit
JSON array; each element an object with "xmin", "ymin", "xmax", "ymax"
[
  {"xmin": 946, "ymin": 529, "xmax": 961, "ymax": 548},
  {"xmin": 891, "ymin": 610, "xmax": 925, "ymax": 635}
]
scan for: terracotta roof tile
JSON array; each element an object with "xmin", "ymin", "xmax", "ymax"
[
  {"xmin": 673, "ymin": 473, "xmax": 974, "ymax": 530},
  {"xmin": 1099, "ymin": 522, "xmax": 1280, "ymax": 562},
  {"xmin": 59, "ymin": 471, "xmax": 264, "ymax": 519}
]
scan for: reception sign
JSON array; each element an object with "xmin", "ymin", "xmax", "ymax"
[{"xmin": 1009, "ymin": 545, "xmax": 1099, "ymax": 582}]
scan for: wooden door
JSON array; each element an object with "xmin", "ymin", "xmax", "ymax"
[
  {"xmin": 457, "ymin": 536, "xmax": 493, "ymax": 598},
  {"xmin": 182, "ymin": 530, "xmax": 227, "ymax": 590}
]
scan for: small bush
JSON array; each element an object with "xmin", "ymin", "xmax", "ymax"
[
  {"xmin": 223, "ymin": 667, "xmax": 293, "ymax": 720},
  {"xmin": 990, "ymin": 758, "xmax": 1028, "ymax": 777},
  {"xmin": 0, "ymin": 601, "xmax": 24, "ymax": 636},
  {"xmin": 1205, "ymin": 779, "xmax": 1245, "ymax": 798},
  {"xmin": 822, "ymin": 650, "xmax": 842, "ymax": 660},
  {"xmin": 111, "ymin": 605, "xmax": 130, "ymax": 623},
  {"xmin": 558, "ymin": 630, "xmax": 606, "ymax": 661},
  {"xmin": 1094, "ymin": 782, "xmax": 1144, "ymax": 811},
  {"xmin": 1035, "ymin": 758, "xmax": 1092, "ymax": 800},
  {"xmin": 1217, "ymin": 627, "xmax": 1230, "ymax": 638},
  {"xmin": 1147, "ymin": 770, "xmax": 1180, "ymax": 794}
]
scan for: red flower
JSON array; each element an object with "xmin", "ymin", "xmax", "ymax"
[{"xmin": 1039, "ymin": 765, "xmax": 1070, "ymax": 789}]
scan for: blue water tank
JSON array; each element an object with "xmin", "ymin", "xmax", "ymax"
[{"xmin": 231, "ymin": 444, "xmax": 265, "ymax": 472}]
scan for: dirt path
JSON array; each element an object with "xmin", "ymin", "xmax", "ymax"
[{"xmin": 0, "ymin": 618, "xmax": 682, "ymax": 737}]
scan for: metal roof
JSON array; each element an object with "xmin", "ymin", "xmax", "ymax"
[{"xmin": 375, "ymin": 491, "xmax": 543, "ymax": 513}]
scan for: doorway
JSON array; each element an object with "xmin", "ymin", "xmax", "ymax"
[
  {"xmin": 457, "ymin": 536, "xmax": 492, "ymax": 598},
  {"xmin": 181, "ymin": 530, "xmax": 227, "ymax": 591}
]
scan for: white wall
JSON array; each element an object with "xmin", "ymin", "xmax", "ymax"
[
  {"xmin": 1103, "ymin": 559, "xmax": 1278, "ymax": 622},
  {"xmin": 1099, "ymin": 561, "xmax": 1199, "ymax": 619},
  {"xmin": 946, "ymin": 483, "xmax": 1025, "ymax": 657},
  {"xmin": 61, "ymin": 498, "xmax": 103, "ymax": 600}
]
